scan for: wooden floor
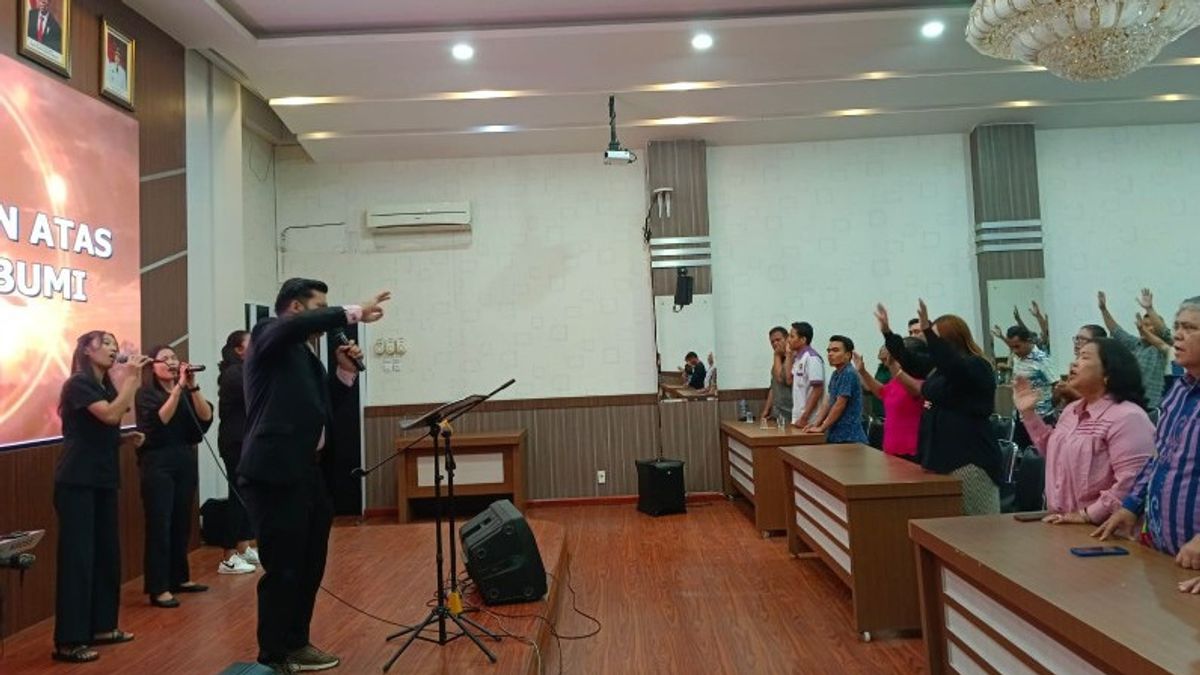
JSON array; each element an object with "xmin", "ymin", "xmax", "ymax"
[{"xmin": 1, "ymin": 500, "xmax": 926, "ymax": 674}]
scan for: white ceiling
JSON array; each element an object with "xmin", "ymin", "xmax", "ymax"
[{"xmin": 126, "ymin": 1, "xmax": 1200, "ymax": 162}]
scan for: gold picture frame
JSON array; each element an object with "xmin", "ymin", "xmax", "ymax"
[
  {"xmin": 100, "ymin": 20, "xmax": 135, "ymax": 110},
  {"xmin": 18, "ymin": 0, "xmax": 72, "ymax": 77}
]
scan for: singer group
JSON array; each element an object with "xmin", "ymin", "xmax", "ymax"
[{"xmin": 50, "ymin": 277, "xmax": 390, "ymax": 672}]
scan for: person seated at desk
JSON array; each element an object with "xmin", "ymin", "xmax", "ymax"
[
  {"xmin": 1095, "ymin": 296, "xmax": 1200, "ymax": 594},
  {"xmin": 1014, "ymin": 338, "xmax": 1154, "ymax": 526},
  {"xmin": 682, "ymin": 351, "xmax": 706, "ymax": 390},
  {"xmin": 803, "ymin": 336, "xmax": 867, "ymax": 443},
  {"xmin": 855, "ymin": 339, "xmax": 927, "ymax": 460}
]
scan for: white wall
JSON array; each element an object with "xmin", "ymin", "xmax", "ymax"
[
  {"xmin": 708, "ymin": 134, "xmax": 980, "ymax": 389},
  {"xmin": 274, "ymin": 150, "xmax": 656, "ymax": 405},
  {"xmin": 242, "ymin": 131, "xmax": 279, "ymax": 305},
  {"xmin": 1038, "ymin": 123, "xmax": 1200, "ymax": 363}
]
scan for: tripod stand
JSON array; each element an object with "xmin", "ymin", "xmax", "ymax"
[{"xmin": 354, "ymin": 380, "xmax": 515, "ymax": 671}]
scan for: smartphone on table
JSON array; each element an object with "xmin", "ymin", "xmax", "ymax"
[{"xmin": 1069, "ymin": 546, "xmax": 1129, "ymax": 557}]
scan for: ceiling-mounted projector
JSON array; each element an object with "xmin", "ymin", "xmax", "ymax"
[
  {"xmin": 603, "ymin": 94, "xmax": 636, "ymax": 166},
  {"xmin": 604, "ymin": 148, "xmax": 636, "ymax": 165}
]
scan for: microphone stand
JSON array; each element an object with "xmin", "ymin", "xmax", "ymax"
[{"xmin": 355, "ymin": 380, "xmax": 515, "ymax": 671}]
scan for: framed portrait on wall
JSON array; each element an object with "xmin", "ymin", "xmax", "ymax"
[
  {"xmin": 18, "ymin": 0, "xmax": 72, "ymax": 76},
  {"xmin": 100, "ymin": 20, "xmax": 135, "ymax": 109}
]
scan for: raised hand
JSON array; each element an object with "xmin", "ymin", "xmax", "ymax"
[
  {"xmin": 851, "ymin": 352, "xmax": 865, "ymax": 372},
  {"xmin": 991, "ymin": 325, "xmax": 1005, "ymax": 341},
  {"xmin": 112, "ymin": 354, "xmax": 150, "ymax": 387},
  {"xmin": 1097, "ymin": 291, "xmax": 1108, "ymax": 310},
  {"xmin": 360, "ymin": 291, "xmax": 391, "ymax": 323},
  {"xmin": 874, "ymin": 303, "xmax": 891, "ymax": 334},
  {"xmin": 1138, "ymin": 288, "xmax": 1154, "ymax": 311},
  {"xmin": 917, "ymin": 299, "xmax": 930, "ymax": 331},
  {"xmin": 1012, "ymin": 305, "xmax": 1022, "ymax": 324},
  {"xmin": 1030, "ymin": 300, "xmax": 1045, "ymax": 321}
]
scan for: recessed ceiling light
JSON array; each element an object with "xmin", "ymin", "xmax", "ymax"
[
  {"xmin": 833, "ymin": 108, "xmax": 879, "ymax": 117},
  {"xmin": 1154, "ymin": 93, "xmax": 1191, "ymax": 102},
  {"xmin": 441, "ymin": 89, "xmax": 527, "ymax": 100},
  {"xmin": 300, "ymin": 132, "xmax": 338, "ymax": 140},
  {"xmin": 270, "ymin": 96, "xmax": 351, "ymax": 107},
  {"xmin": 643, "ymin": 81, "xmax": 724, "ymax": 92},
  {"xmin": 477, "ymin": 124, "xmax": 517, "ymax": 133},
  {"xmin": 451, "ymin": 43, "xmax": 475, "ymax": 61},
  {"xmin": 691, "ymin": 33, "xmax": 714, "ymax": 51},
  {"xmin": 860, "ymin": 71, "xmax": 896, "ymax": 80},
  {"xmin": 1003, "ymin": 100, "xmax": 1039, "ymax": 108},
  {"xmin": 1164, "ymin": 56, "xmax": 1200, "ymax": 66},
  {"xmin": 921, "ymin": 21, "xmax": 946, "ymax": 39},
  {"xmin": 642, "ymin": 116, "xmax": 728, "ymax": 126}
]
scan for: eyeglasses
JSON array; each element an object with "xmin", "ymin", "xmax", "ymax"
[{"xmin": 1072, "ymin": 336, "xmax": 1090, "ymax": 344}]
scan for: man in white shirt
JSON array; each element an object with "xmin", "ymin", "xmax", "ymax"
[
  {"xmin": 786, "ymin": 321, "xmax": 826, "ymax": 427},
  {"xmin": 106, "ymin": 48, "xmax": 128, "ymax": 95}
]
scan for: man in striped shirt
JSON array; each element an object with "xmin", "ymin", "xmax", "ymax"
[{"xmin": 1096, "ymin": 296, "xmax": 1200, "ymax": 595}]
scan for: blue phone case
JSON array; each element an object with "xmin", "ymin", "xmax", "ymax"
[{"xmin": 1069, "ymin": 546, "xmax": 1129, "ymax": 557}]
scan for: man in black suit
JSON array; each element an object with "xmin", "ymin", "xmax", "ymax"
[
  {"xmin": 238, "ymin": 278, "xmax": 390, "ymax": 672},
  {"xmin": 27, "ymin": 0, "xmax": 63, "ymax": 54}
]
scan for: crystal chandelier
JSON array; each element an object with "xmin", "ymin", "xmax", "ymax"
[{"xmin": 966, "ymin": 1, "xmax": 1200, "ymax": 81}]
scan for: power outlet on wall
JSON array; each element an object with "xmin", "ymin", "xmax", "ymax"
[{"xmin": 596, "ymin": 470, "xmax": 607, "ymax": 485}]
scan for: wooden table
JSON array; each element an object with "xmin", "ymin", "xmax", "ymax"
[
  {"xmin": 660, "ymin": 383, "xmax": 711, "ymax": 400},
  {"xmin": 395, "ymin": 430, "xmax": 526, "ymax": 523},
  {"xmin": 781, "ymin": 444, "xmax": 962, "ymax": 640},
  {"xmin": 719, "ymin": 421, "xmax": 824, "ymax": 536},
  {"xmin": 911, "ymin": 515, "xmax": 1200, "ymax": 675}
]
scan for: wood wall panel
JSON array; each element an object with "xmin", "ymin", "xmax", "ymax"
[
  {"xmin": 969, "ymin": 124, "xmax": 1041, "ymax": 224},
  {"xmin": 646, "ymin": 140, "xmax": 709, "ymax": 238},
  {"xmin": 0, "ymin": 441, "xmax": 146, "ymax": 638},
  {"xmin": 140, "ymin": 254, "xmax": 188, "ymax": 349},
  {"xmin": 0, "ymin": 0, "xmax": 186, "ymax": 637},
  {"xmin": 652, "ymin": 265, "xmax": 712, "ymax": 297},
  {"xmin": 139, "ymin": 172, "xmax": 187, "ymax": 265},
  {"xmin": 362, "ymin": 394, "xmax": 766, "ymax": 510}
]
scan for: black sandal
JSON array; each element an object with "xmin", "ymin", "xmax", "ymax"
[
  {"xmin": 52, "ymin": 645, "xmax": 99, "ymax": 663},
  {"xmin": 92, "ymin": 630, "xmax": 135, "ymax": 645},
  {"xmin": 173, "ymin": 582, "xmax": 208, "ymax": 593}
]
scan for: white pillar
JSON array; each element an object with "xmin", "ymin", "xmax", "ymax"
[{"xmin": 185, "ymin": 52, "xmax": 246, "ymax": 504}]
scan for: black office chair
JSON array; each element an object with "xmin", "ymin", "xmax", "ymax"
[
  {"xmin": 997, "ymin": 440, "xmax": 1018, "ymax": 513},
  {"xmin": 866, "ymin": 417, "xmax": 885, "ymax": 450},
  {"xmin": 1012, "ymin": 447, "xmax": 1046, "ymax": 513},
  {"xmin": 989, "ymin": 414, "xmax": 1015, "ymax": 443},
  {"xmin": 1148, "ymin": 407, "xmax": 1161, "ymax": 426}
]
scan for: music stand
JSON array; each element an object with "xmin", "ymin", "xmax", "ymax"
[{"xmin": 361, "ymin": 379, "xmax": 514, "ymax": 671}]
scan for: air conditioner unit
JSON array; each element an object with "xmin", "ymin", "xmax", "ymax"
[{"xmin": 366, "ymin": 202, "xmax": 471, "ymax": 234}]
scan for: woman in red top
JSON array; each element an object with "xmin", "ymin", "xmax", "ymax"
[{"xmin": 855, "ymin": 338, "xmax": 927, "ymax": 460}]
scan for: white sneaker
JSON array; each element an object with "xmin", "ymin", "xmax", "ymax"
[
  {"xmin": 218, "ymin": 553, "xmax": 255, "ymax": 575},
  {"xmin": 240, "ymin": 546, "xmax": 261, "ymax": 566}
]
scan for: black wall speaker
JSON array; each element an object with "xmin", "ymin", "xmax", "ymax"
[
  {"xmin": 673, "ymin": 269, "xmax": 694, "ymax": 307},
  {"xmin": 460, "ymin": 499, "xmax": 547, "ymax": 605}
]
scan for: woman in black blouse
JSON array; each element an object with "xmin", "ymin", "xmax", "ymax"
[
  {"xmin": 53, "ymin": 331, "xmax": 149, "ymax": 663},
  {"xmin": 135, "ymin": 345, "xmax": 213, "ymax": 607},
  {"xmin": 877, "ymin": 300, "xmax": 1003, "ymax": 515},
  {"xmin": 217, "ymin": 329, "xmax": 258, "ymax": 574}
]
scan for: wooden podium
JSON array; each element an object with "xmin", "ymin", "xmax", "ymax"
[{"xmin": 394, "ymin": 429, "xmax": 527, "ymax": 523}]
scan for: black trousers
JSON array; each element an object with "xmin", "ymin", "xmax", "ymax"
[
  {"xmin": 219, "ymin": 442, "xmax": 254, "ymax": 548},
  {"xmin": 240, "ymin": 467, "xmax": 333, "ymax": 662},
  {"xmin": 139, "ymin": 450, "xmax": 198, "ymax": 595},
  {"xmin": 54, "ymin": 484, "xmax": 121, "ymax": 646}
]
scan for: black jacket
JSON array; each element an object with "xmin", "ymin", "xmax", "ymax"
[
  {"xmin": 237, "ymin": 307, "xmax": 353, "ymax": 485},
  {"xmin": 135, "ymin": 385, "xmax": 213, "ymax": 466},
  {"xmin": 217, "ymin": 360, "xmax": 246, "ymax": 452},
  {"xmin": 885, "ymin": 328, "xmax": 1003, "ymax": 485},
  {"xmin": 27, "ymin": 10, "xmax": 63, "ymax": 53}
]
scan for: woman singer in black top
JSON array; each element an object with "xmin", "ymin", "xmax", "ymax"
[
  {"xmin": 52, "ymin": 331, "xmax": 149, "ymax": 663},
  {"xmin": 135, "ymin": 344, "xmax": 213, "ymax": 607}
]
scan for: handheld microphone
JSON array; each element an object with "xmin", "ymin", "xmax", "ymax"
[
  {"xmin": 181, "ymin": 364, "xmax": 207, "ymax": 373},
  {"xmin": 332, "ymin": 330, "xmax": 366, "ymax": 372}
]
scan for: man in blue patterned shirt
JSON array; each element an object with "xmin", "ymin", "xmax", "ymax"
[
  {"xmin": 803, "ymin": 335, "xmax": 868, "ymax": 444},
  {"xmin": 1096, "ymin": 296, "xmax": 1200, "ymax": 595}
]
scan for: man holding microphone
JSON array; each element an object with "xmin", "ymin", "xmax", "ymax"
[{"xmin": 238, "ymin": 278, "xmax": 390, "ymax": 672}]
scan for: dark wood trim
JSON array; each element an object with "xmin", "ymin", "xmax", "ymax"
[
  {"xmin": 527, "ymin": 492, "xmax": 724, "ymax": 509},
  {"xmin": 365, "ymin": 392, "xmax": 658, "ymax": 417},
  {"xmin": 717, "ymin": 388, "xmax": 768, "ymax": 401}
]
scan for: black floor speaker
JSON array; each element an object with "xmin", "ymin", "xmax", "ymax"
[
  {"xmin": 635, "ymin": 458, "xmax": 686, "ymax": 516},
  {"xmin": 459, "ymin": 499, "xmax": 547, "ymax": 605}
]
